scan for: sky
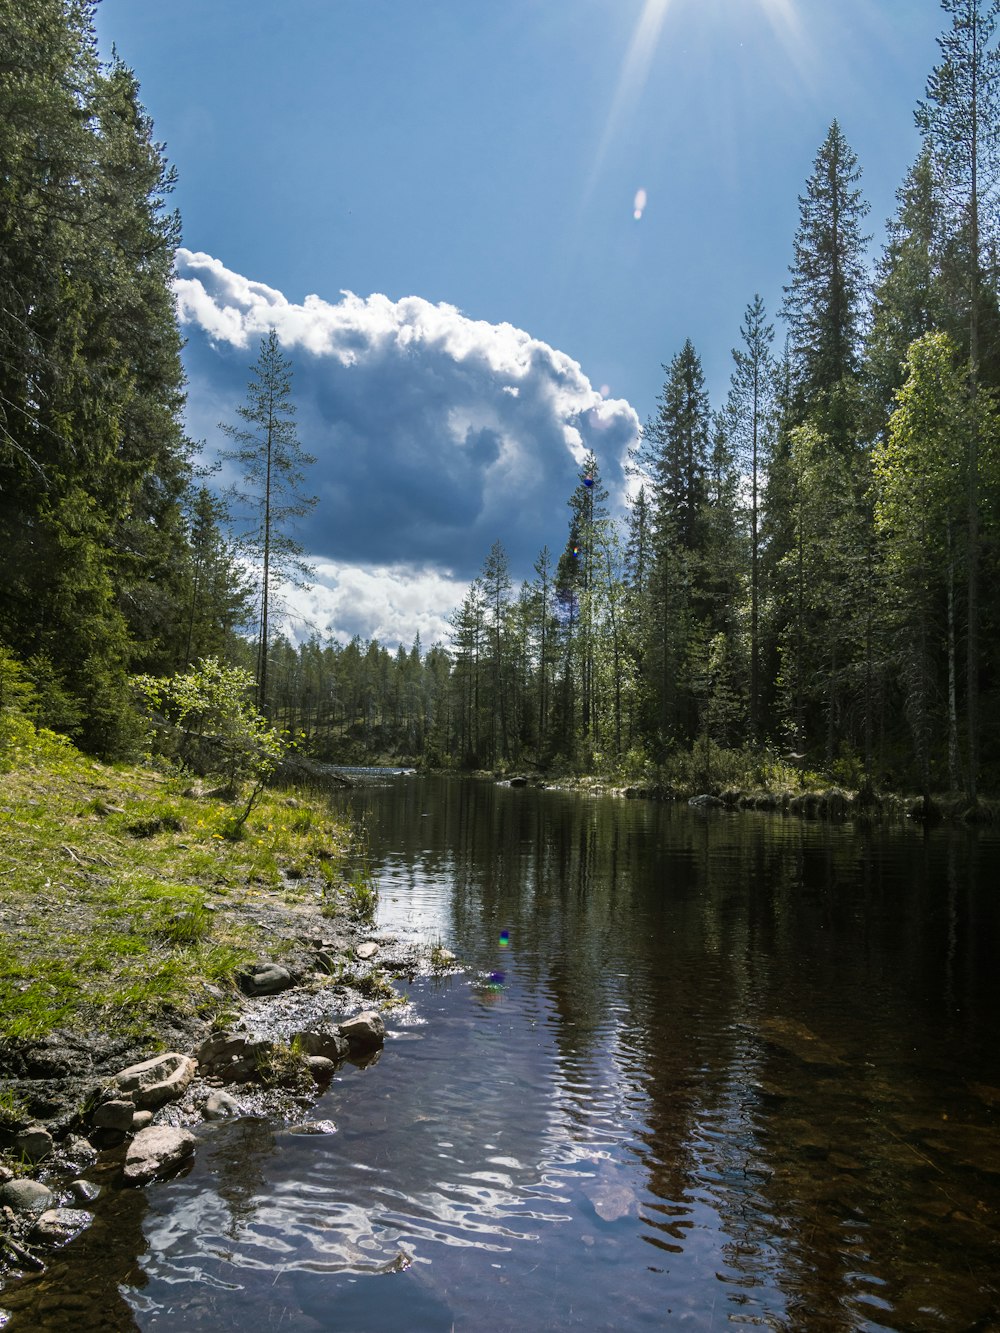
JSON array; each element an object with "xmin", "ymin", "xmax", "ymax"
[{"xmin": 95, "ymin": 0, "xmax": 946, "ymax": 649}]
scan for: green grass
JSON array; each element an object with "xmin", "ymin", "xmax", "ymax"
[{"xmin": 0, "ymin": 717, "xmax": 363, "ymax": 1044}]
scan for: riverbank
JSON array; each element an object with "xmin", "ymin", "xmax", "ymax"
[
  {"xmin": 484, "ymin": 769, "xmax": 1000, "ymax": 824},
  {"xmin": 0, "ymin": 730, "xmax": 443, "ymax": 1284}
]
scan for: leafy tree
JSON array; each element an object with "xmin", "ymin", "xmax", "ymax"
[
  {"xmin": 134, "ymin": 656, "xmax": 285, "ymax": 796},
  {"xmin": 875, "ymin": 332, "xmax": 978, "ymax": 791},
  {"xmin": 220, "ymin": 329, "xmax": 317, "ymax": 712}
]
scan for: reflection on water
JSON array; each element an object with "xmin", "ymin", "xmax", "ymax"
[{"xmin": 4, "ymin": 778, "xmax": 1000, "ymax": 1330}]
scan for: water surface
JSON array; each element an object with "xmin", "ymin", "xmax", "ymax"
[{"xmin": 5, "ymin": 778, "xmax": 999, "ymax": 1330}]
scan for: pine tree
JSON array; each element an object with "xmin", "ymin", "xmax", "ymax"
[{"xmin": 220, "ymin": 330, "xmax": 317, "ymax": 711}]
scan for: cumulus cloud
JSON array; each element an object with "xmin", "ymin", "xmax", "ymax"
[
  {"xmin": 274, "ymin": 562, "xmax": 467, "ymax": 648},
  {"xmin": 174, "ymin": 249, "xmax": 640, "ymax": 645}
]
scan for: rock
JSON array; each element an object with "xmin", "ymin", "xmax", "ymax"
[
  {"xmin": 131, "ymin": 1110, "xmax": 154, "ymax": 1132},
  {"xmin": 285, "ymin": 1120, "xmax": 337, "ymax": 1136},
  {"xmin": 204, "ymin": 1091, "xmax": 242, "ymax": 1120},
  {"xmin": 0, "ymin": 1165, "xmax": 13, "ymax": 1185},
  {"xmin": 239, "ymin": 962, "xmax": 295, "ymax": 996},
  {"xmin": 115, "ymin": 1052, "xmax": 197, "ymax": 1109},
  {"xmin": 688, "ymin": 793, "xmax": 723, "ymax": 808},
  {"xmin": 14, "ymin": 1125, "xmax": 53, "ymax": 1162},
  {"xmin": 69, "ymin": 1180, "xmax": 100, "ymax": 1204},
  {"xmin": 758, "ymin": 1017, "xmax": 844, "ymax": 1068},
  {"xmin": 92, "ymin": 1099, "xmax": 136, "ymax": 1132},
  {"xmin": 507, "ymin": 776, "xmax": 528, "ymax": 787},
  {"xmin": 196, "ymin": 1032, "xmax": 249, "ymax": 1074},
  {"xmin": 0, "ymin": 1179, "xmax": 55, "ymax": 1216},
  {"xmin": 305, "ymin": 1056, "xmax": 336, "ymax": 1080},
  {"xmin": 61, "ymin": 1134, "xmax": 96, "ymax": 1167},
  {"xmin": 355, "ymin": 941, "xmax": 379, "ymax": 961},
  {"xmin": 123, "ymin": 1126, "xmax": 196, "ymax": 1185},
  {"xmin": 31, "ymin": 1207, "xmax": 93, "ymax": 1244},
  {"xmin": 339, "ymin": 1011, "xmax": 386, "ymax": 1054},
  {"xmin": 295, "ymin": 1029, "xmax": 349, "ymax": 1062}
]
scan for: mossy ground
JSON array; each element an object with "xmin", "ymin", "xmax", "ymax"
[{"xmin": 0, "ymin": 727, "xmax": 368, "ymax": 1049}]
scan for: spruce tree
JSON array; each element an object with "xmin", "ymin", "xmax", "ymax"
[
  {"xmin": 915, "ymin": 0, "xmax": 1000, "ymax": 798},
  {"xmin": 723, "ymin": 296, "xmax": 776, "ymax": 737},
  {"xmin": 782, "ymin": 121, "xmax": 871, "ymax": 446}
]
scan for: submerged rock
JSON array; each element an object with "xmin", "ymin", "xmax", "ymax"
[
  {"xmin": 123, "ymin": 1126, "xmax": 196, "ymax": 1185},
  {"xmin": 115, "ymin": 1052, "xmax": 196, "ymax": 1109},
  {"xmin": 31, "ymin": 1207, "xmax": 93, "ymax": 1244},
  {"xmin": 285, "ymin": 1119, "xmax": 337, "ymax": 1136},
  {"xmin": 758, "ymin": 1017, "xmax": 844, "ymax": 1067}
]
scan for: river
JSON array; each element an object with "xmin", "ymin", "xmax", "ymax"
[{"xmin": 5, "ymin": 776, "xmax": 1000, "ymax": 1330}]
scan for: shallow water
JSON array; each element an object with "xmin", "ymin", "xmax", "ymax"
[{"xmin": 4, "ymin": 778, "xmax": 1000, "ymax": 1330}]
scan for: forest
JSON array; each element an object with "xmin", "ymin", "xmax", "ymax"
[{"xmin": 2, "ymin": 0, "xmax": 1000, "ymax": 801}]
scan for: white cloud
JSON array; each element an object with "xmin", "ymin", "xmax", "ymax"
[
  {"xmin": 174, "ymin": 248, "xmax": 641, "ymax": 646},
  {"xmin": 273, "ymin": 562, "xmax": 468, "ymax": 649}
]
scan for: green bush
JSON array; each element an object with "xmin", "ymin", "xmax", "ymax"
[{"xmin": 134, "ymin": 657, "xmax": 285, "ymax": 793}]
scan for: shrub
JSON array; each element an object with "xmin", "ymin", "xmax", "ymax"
[{"xmin": 134, "ymin": 657, "xmax": 284, "ymax": 794}]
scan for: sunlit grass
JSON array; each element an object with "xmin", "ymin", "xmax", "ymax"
[{"xmin": 0, "ymin": 723, "xmax": 360, "ymax": 1043}]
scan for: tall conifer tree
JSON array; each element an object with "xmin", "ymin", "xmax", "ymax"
[{"xmin": 220, "ymin": 330, "xmax": 317, "ymax": 712}]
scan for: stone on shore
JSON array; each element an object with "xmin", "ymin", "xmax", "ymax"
[
  {"xmin": 115, "ymin": 1052, "xmax": 196, "ymax": 1109},
  {"xmin": 295, "ymin": 1029, "xmax": 349, "ymax": 1062},
  {"xmin": 123, "ymin": 1126, "xmax": 196, "ymax": 1185},
  {"xmin": 305, "ymin": 1056, "xmax": 337, "ymax": 1080},
  {"xmin": 0, "ymin": 1178, "xmax": 55, "ymax": 1216},
  {"xmin": 13, "ymin": 1125, "xmax": 53, "ymax": 1162},
  {"xmin": 355, "ymin": 941, "xmax": 379, "ymax": 961},
  {"xmin": 339, "ymin": 1011, "xmax": 386, "ymax": 1054},
  {"xmin": 239, "ymin": 962, "xmax": 294, "ymax": 996},
  {"xmin": 204, "ymin": 1091, "xmax": 242, "ymax": 1120},
  {"xmin": 92, "ymin": 1099, "xmax": 136, "ymax": 1132}
]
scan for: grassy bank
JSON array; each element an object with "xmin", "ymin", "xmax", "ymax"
[{"xmin": 0, "ymin": 724, "xmax": 370, "ymax": 1050}]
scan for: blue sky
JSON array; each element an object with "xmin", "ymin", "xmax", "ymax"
[{"xmin": 96, "ymin": 0, "xmax": 945, "ymax": 646}]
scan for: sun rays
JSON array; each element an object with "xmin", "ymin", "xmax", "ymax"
[
  {"xmin": 585, "ymin": 0, "xmax": 674, "ymax": 199},
  {"xmin": 584, "ymin": 0, "xmax": 810, "ymax": 208}
]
